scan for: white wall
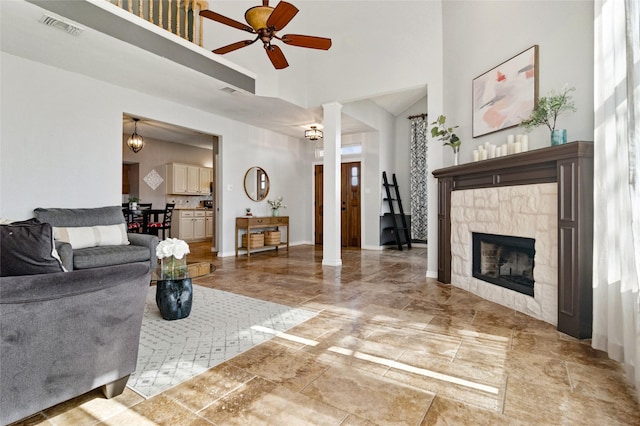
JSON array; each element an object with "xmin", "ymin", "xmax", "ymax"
[
  {"xmin": 0, "ymin": 52, "xmax": 313, "ymax": 257},
  {"xmin": 218, "ymin": 128, "xmax": 314, "ymax": 256},
  {"xmin": 442, "ymin": 0, "xmax": 594, "ymax": 162},
  {"xmin": 302, "ymin": 1, "xmax": 443, "ymax": 109}
]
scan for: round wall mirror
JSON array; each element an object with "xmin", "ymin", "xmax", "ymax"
[{"xmin": 244, "ymin": 166, "xmax": 270, "ymax": 201}]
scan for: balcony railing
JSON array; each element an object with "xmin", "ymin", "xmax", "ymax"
[{"xmin": 107, "ymin": 0, "xmax": 208, "ymax": 47}]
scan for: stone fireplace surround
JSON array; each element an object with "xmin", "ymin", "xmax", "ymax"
[
  {"xmin": 433, "ymin": 142, "xmax": 594, "ymax": 338},
  {"xmin": 450, "ymin": 183, "xmax": 558, "ymax": 325}
]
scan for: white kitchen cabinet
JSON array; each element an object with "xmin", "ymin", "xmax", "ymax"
[
  {"xmin": 167, "ymin": 163, "xmax": 188, "ymax": 194},
  {"xmin": 199, "ymin": 168, "xmax": 213, "ymax": 194},
  {"xmin": 174, "ymin": 210, "xmax": 207, "ymax": 241},
  {"xmin": 205, "ymin": 210, "xmax": 213, "ymax": 237},
  {"xmin": 167, "ymin": 163, "xmax": 213, "ymax": 195},
  {"xmin": 187, "ymin": 166, "xmax": 200, "ymax": 194}
]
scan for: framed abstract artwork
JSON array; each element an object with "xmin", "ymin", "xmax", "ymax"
[{"xmin": 472, "ymin": 45, "xmax": 538, "ymax": 138}]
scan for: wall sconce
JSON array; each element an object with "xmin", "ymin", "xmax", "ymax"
[
  {"xmin": 305, "ymin": 126, "xmax": 323, "ymax": 141},
  {"xmin": 127, "ymin": 118, "xmax": 145, "ymax": 153}
]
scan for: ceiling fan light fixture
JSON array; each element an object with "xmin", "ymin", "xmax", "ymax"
[
  {"xmin": 127, "ymin": 119, "xmax": 145, "ymax": 153},
  {"xmin": 305, "ymin": 126, "xmax": 323, "ymax": 141},
  {"xmin": 245, "ymin": 6, "xmax": 273, "ymax": 30}
]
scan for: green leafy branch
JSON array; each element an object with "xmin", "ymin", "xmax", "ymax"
[
  {"xmin": 520, "ymin": 86, "xmax": 576, "ymax": 133},
  {"xmin": 430, "ymin": 115, "xmax": 461, "ymax": 152}
]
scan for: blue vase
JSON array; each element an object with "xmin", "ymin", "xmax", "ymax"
[
  {"xmin": 155, "ymin": 278, "xmax": 192, "ymax": 320},
  {"xmin": 551, "ymin": 129, "xmax": 567, "ymax": 146}
]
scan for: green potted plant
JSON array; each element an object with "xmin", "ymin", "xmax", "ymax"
[
  {"xmin": 430, "ymin": 115, "xmax": 461, "ymax": 165},
  {"xmin": 128, "ymin": 196, "xmax": 140, "ymax": 210},
  {"xmin": 520, "ymin": 85, "xmax": 576, "ymax": 145}
]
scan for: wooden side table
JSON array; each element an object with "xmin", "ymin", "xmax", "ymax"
[{"xmin": 235, "ymin": 216, "xmax": 289, "ymax": 257}]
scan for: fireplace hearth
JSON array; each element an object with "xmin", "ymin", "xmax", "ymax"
[{"xmin": 472, "ymin": 233, "xmax": 535, "ymax": 296}]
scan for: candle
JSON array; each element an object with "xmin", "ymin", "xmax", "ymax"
[
  {"xmin": 480, "ymin": 149, "xmax": 488, "ymax": 160},
  {"xmin": 473, "ymin": 150, "xmax": 480, "ymax": 161},
  {"xmin": 502, "ymin": 144, "xmax": 508, "ymax": 156},
  {"xmin": 514, "ymin": 141, "xmax": 522, "ymax": 153},
  {"xmin": 507, "ymin": 141, "xmax": 514, "ymax": 155},
  {"xmin": 516, "ymin": 134, "xmax": 523, "ymax": 143},
  {"xmin": 507, "ymin": 134, "xmax": 515, "ymax": 144},
  {"xmin": 484, "ymin": 141, "xmax": 490, "ymax": 149},
  {"xmin": 522, "ymin": 135, "xmax": 529, "ymax": 151},
  {"xmin": 489, "ymin": 144, "xmax": 496, "ymax": 159}
]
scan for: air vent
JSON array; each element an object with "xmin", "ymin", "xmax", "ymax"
[{"xmin": 38, "ymin": 14, "xmax": 83, "ymax": 36}]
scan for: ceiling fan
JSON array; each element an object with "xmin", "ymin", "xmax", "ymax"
[{"xmin": 199, "ymin": 0, "xmax": 332, "ymax": 70}]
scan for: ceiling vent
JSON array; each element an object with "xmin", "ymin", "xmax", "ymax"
[{"xmin": 38, "ymin": 14, "xmax": 83, "ymax": 36}]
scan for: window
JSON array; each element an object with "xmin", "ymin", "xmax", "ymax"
[{"xmin": 315, "ymin": 144, "xmax": 362, "ymax": 159}]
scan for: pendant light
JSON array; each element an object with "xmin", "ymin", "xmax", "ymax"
[
  {"xmin": 127, "ymin": 118, "xmax": 145, "ymax": 153},
  {"xmin": 305, "ymin": 126, "xmax": 323, "ymax": 141}
]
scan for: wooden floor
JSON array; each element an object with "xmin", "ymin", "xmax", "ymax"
[{"xmin": 14, "ymin": 242, "xmax": 640, "ymax": 425}]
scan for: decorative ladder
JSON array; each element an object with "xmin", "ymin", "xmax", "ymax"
[{"xmin": 382, "ymin": 172, "xmax": 411, "ymax": 251}]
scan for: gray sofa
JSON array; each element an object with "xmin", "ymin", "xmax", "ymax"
[
  {"xmin": 34, "ymin": 206, "xmax": 158, "ymax": 271},
  {"xmin": 0, "ymin": 262, "xmax": 150, "ymax": 426}
]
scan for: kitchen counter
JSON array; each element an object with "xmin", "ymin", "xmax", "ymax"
[{"xmin": 174, "ymin": 207, "xmax": 213, "ymax": 210}]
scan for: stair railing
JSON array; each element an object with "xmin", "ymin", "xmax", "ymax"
[{"xmin": 108, "ymin": 0, "xmax": 208, "ymax": 47}]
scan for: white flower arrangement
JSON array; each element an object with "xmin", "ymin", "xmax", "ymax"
[
  {"xmin": 267, "ymin": 196, "xmax": 287, "ymax": 210},
  {"xmin": 156, "ymin": 238, "xmax": 190, "ymax": 259}
]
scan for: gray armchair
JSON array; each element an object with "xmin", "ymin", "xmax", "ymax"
[
  {"xmin": 0, "ymin": 262, "xmax": 150, "ymax": 425},
  {"xmin": 34, "ymin": 206, "xmax": 158, "ymax": 270}
]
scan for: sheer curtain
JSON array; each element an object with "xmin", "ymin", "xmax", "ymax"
[
  {"xmin": 592, "ymin": 0, "xmax": 640, "ymax": 399},
  {"xmin": 409, "ymin": 116, "xmax": 429, "ymax": 242}
]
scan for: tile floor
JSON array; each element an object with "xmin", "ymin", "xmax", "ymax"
[{"xmin": 13, "ymin": 243, "xmax": 640, "ymax": 425}]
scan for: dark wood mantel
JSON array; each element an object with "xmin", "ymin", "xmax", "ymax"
[{"xmin": 432, "ymin": 141, "xmax": 594, "ymax": 338}]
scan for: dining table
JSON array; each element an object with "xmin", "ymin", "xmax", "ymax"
[{"xmin": 124, "ymin": 208, "xmax": 167, "ymax": 234}]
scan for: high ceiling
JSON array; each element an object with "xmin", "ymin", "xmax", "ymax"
[{"xmin": 1, "ymin": 0, "xmax": 426, "ymax": 144}]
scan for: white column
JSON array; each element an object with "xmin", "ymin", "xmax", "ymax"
[{"xmin": 322, "ymin": 102, "xmax": 342, "ymax": 266}]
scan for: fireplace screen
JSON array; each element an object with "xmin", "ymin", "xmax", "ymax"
[{"xmin": 472, "ymin": 232, "xmax": 535, "ymax": 296}]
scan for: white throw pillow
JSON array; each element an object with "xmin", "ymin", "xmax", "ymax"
[{"xmin": 53, "ymin": 224, "xmax": 130, "ymax": 249}]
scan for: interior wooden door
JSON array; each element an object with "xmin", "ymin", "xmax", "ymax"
[
  {"xmin": 314, "ymin": 162, "xmax": 361, "ymax": 248},
  {"xmin": 341, "ymin": 162, "xmax": 361, "ymax": 248},
  {"xmin": 314, "ymin": 165, "xmax": 323, "ymax": 245}
]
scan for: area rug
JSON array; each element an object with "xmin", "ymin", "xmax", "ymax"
[{"xmin": 127, "ymin": 285, "xmax": 318, "ymax": 398}]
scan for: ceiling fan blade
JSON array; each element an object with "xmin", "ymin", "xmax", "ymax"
[
  {"xmin": 266, "ymin": 1, "xmax": 298, "ymax": 31},
  {"xmin": 213, "ymin": 39, "xmax": 257, "ymax": 54},
  {"xmin": 200, "ymin": 10, "xmax": 255, "ymax": 33},
  {"xmin": 265, "ymin": 45, "xmax": 289, "ymax": 69},
  {"xmin": 280, "ymin": 34, "xmax": 332, "ymax": 50}
]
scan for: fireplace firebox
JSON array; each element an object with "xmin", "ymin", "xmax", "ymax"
[{"xmin": 472, "ymin": 232, "xmax": 535, "ymax": 296}]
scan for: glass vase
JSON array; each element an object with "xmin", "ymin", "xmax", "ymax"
[
  {"xmin": 551, "ymin": 129, "xmax": 567, "ymax": 146},
  {"xmin": 160, "ymin": 255, "xmax": 187, "ymax": 280},
  {"xmin": 453, "ymin": 149, "xmax": 459, "ymax": 166},
  {"xmin": 272, "ymin": 208, "xmax": 279, "ymax": 217}
]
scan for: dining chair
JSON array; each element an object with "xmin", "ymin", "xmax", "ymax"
[
  {"xmin": 122, "ymin": 207, "xmax": 141, "ymax": 232},
  {"xmin": 147, "ymin": 203, "xmax": 175, "ymax": 239}
]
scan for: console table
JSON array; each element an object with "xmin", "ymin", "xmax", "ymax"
[{"xmin": 235, "ymin": 216, "xmax": 289, "ymax": 257}]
